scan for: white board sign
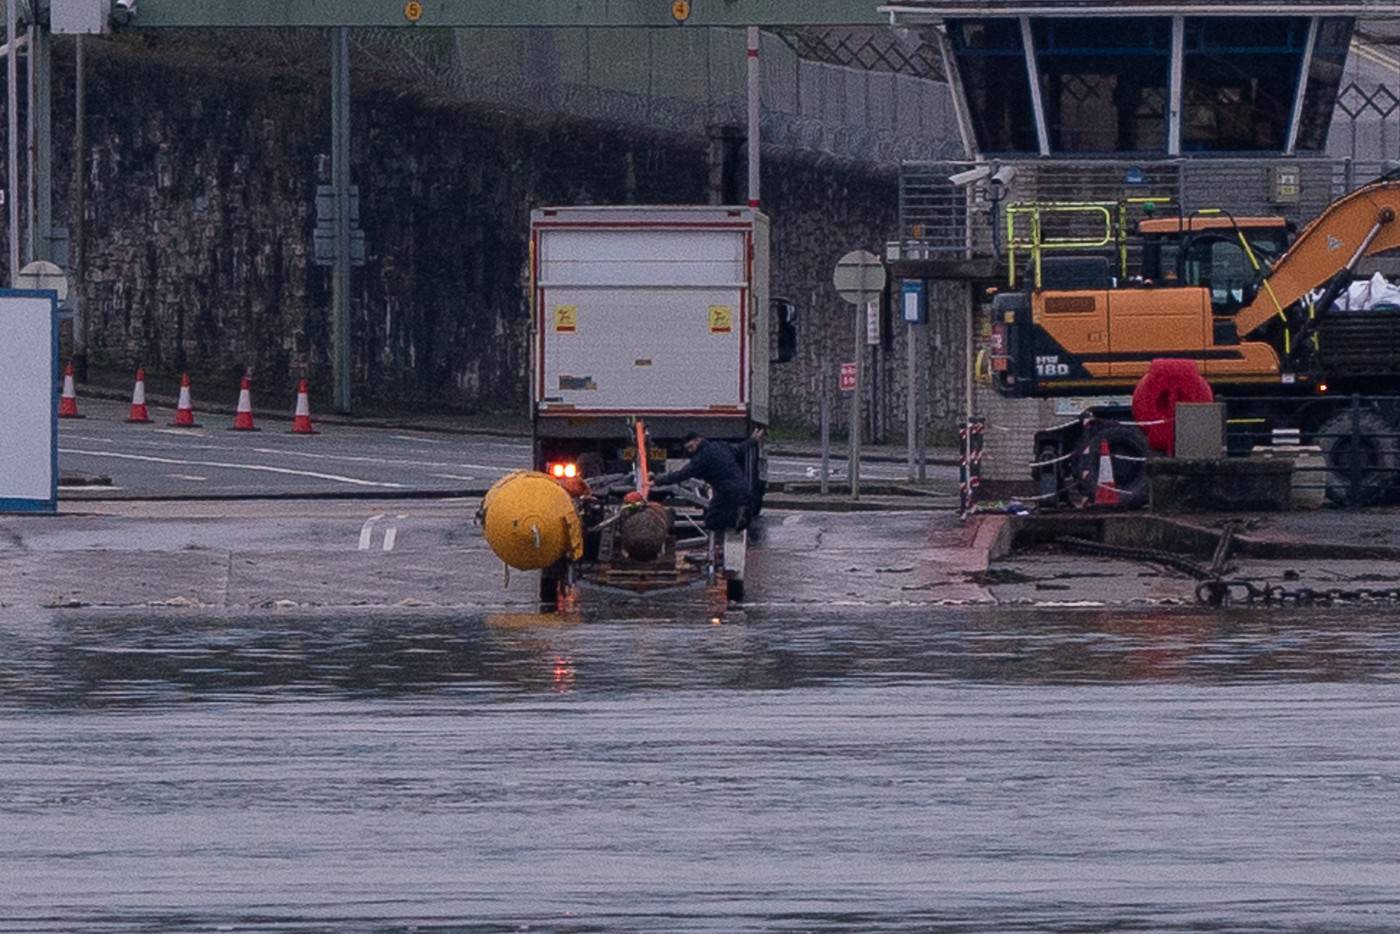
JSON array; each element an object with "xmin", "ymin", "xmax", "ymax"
[{"xmin": 0, "ymin": 291, "xmax": 58, "ymax": 512}]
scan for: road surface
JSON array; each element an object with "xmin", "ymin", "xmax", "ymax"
[{"xmin": 59, "ymin": 399, "xmax": 945, "ymax": 498}]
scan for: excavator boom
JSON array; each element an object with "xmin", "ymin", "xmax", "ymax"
[{"xmin": 1237, "ymin": 179, "xmax": 1400, "ymax": 338}]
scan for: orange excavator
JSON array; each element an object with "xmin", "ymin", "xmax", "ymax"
[{"xmin": 988, "ymin": 174, "xmax": 1400, "ymax": 504}]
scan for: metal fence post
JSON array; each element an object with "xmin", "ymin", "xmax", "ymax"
[
  {"xmin": 959, "ymin": 420, "xmax": 970, "ymax": 517},
  {"xmin": 819, "ymin": 366, "xmax": 830, "ymax": 496},
  {"xmin": 960, "ymin": 415, "xmax": 985, "ymax": 519},
  {"xmin": 1350, "ymin": 393, "xmax": 1362, "ymax": 507}
]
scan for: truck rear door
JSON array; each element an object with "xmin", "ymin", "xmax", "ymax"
[{"xmin": 536, "ymin": 226, "xmax": 749, "ymax": 414}]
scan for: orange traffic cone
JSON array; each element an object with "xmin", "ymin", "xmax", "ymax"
[
  {"xmin": 58, "ymin": 361, "xmax": 83, "ymax": 419},
  {"xmin": 126, "ymin": 368, "xmax": 153, "ymax": 423},
  {"xmin": 289, "ymin": 378, "xmax": 319, "ymax": 435},
  {"xmin": 230, "ymin": 374, "xmax": 258, "ymax": 431},
  {"xmin": 170, "ymin": 373, "xmax": 201, "ymax": 428},
  {"xmin": 1093, "ymin": 439, "xmax": 1121, "ymax": 507}
]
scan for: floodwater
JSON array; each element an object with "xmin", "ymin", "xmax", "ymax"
[{"xmin": 3, "ymin": 605, "xmax": 1400, "ymax": 932}]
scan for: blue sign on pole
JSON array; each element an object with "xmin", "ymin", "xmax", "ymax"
[{"xmin": 901, "ymin": 279, "xmax": 926, "ymax": 324}]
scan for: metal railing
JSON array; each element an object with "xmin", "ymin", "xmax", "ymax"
[{"xmin": 897, "ymin": 158, "xmax": 1397, "ymax": 269}]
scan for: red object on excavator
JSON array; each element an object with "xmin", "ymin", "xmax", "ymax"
[{"xmin": 1132, "ymin": 359, "xmax": 1214, "ymax": 455}]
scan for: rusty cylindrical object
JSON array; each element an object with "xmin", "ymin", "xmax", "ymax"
[{"xmin": 618, "ymin": 503, "xmax": 672, "ymax": 561}]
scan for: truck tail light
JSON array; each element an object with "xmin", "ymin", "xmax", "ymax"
[{"xmin": 548, "ymin": 462, "xmax": 578, "ymax": 479}]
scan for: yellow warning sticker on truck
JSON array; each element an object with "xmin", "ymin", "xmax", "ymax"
[
  {"xmin": 554, "ymin": 305, "xmax": 577, "ymax": 332},
  {"xmin": 709, "ymin": 305, "xmax": 733, "ymax": 334}
]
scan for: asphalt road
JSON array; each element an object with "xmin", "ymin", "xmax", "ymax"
[{"xmin": 58, "ymin": 398, "xmax": 947, "ymax": 498}]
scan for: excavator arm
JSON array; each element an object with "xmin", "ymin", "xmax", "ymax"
[{"xmin": 1236, "ymin": 179, "xmax": 1400, "ymax": 339}]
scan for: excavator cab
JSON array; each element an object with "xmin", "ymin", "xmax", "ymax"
[{"xmin": 1139, "ymin": 215, "xmax": 1293, "ymax": 315}]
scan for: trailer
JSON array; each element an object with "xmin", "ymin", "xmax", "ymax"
[{"xmin": 526, "ymin": 205, "xmax": 773, "ymax": 602}]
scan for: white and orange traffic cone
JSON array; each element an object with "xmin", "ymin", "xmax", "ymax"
[
  {"xmin": 1093, "ymin": 439, "xmax": 1121, "ymax": 507},
  {"xmin": 289, "ymin": 378, "xmax": 319, "ymax": 435},
  {"xmin": 230, "ymin": 374, "xmax": 258, "ymax": 431},
  {"xmin": 126, "ymin": 368, "xmax": 153, "ymax": 423},
  {"xmin": 170, "ymin": 373, "xmax": 201, "ymax": 428},
  {"xmin": 58, "ymin": 361, "xmax": 83, "ymax": 419}
]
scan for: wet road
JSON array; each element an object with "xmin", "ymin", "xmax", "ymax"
[
  {"xmin": 59, "ymin": 399, "xmax": 930, "ymax": 498},
  {"xmin": 4, "ymin": 605, "xmax": 1400, "ymax": 932}
]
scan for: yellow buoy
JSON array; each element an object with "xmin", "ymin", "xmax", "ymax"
[{"xmin": 480, "ymin": 471, "xmax": 585, "ymax": 571}]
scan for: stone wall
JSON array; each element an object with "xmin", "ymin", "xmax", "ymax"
[{"xmin": 11, "ymin": 37, "xmax": 966, "ymax": 438}]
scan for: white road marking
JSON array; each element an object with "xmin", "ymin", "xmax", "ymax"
[
  {"xmin": 248, "ymin": 447, "xmax": 511, "ymax": 474},
  {"xmin": 167, "ymin": 474, "xmax": 208, "ymax": 482},
  {"xmin": 155, "ymin": 428, "xmax": 207, "ymax": 437},
  {"xmin": 393, "ymin": 434, "xmax": 446, "ymax": 444},
  {"xmin": 358, "ymin": 514, "xmax": 385, "ymax": 551},
  {"xmin": 59, "ymin": 449, "xmax": 405, "ymax": 488},
  {"xmin": 430, "ymin": 473, "xmax": 476, "ymax": 481},
  {"xmin": 383, "ymin": 514, "xmax": 408, "ymax": 552}
]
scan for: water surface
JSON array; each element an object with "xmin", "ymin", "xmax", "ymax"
[{"xmin": 3, "ymin": 606, "xmax": 1398, "ymax": 932}]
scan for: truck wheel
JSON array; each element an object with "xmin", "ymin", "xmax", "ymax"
[
  {"xmin": 726, "ymin": 576, "xmax": 745, "ymax": 602},
  {"xmin": 1076, "ymin": 423, "xmax": 1151, "ymax": 508},
  {"xmin": 750, "ymin": 479, "xmax": 766, "ymax": 517},
  {"xmin": 1317, "ymin": 411, "xmax": 1400, "ymax": 506},
  {"xmin": 539, "ymin": 575, "xmax": 559, "ymax": 607}
]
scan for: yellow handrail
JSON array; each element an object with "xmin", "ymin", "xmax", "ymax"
[{"xmin": 1006, "ymin": 201, "xmax": 1116, "ymax": 289}]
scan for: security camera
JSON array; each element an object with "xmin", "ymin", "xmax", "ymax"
[
  {"xmin": 948, "ymin": 165, "xmax": 992, "ymax": 188},
  {"xmin": 111, "ymin": 0, "xmax": 136, "ymax": 26},
  {"xmin": 991, "ymin": 165, "xmax": 1017, "ymax": 187}
]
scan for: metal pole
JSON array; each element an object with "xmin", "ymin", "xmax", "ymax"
[
  {"xmin": 819, "ymin": 365, "xmax": 830, "ymax": 496},
  {"xmin": 850, "ymin": 301, "xmax": 864, "ymax": 499},
  {"xmin": 331, "ymin": 27, "xmax": 352, "ymax": 413},
  {"xmin": 72, "ymin": 34, "xmax": 85, "ymax": 377},
  {"xmin": 5, "ymin": 0, "xmax": 17, "ymax": 283},
  {"xmin": 817, "ymin": 290, "xmax": 829, "ymax": 495},
  {"xmin": 1350, "ymin": 393, "xmax": 1362, "ymax": 507},
  {"xmin": 30, "ymin": 20, "xmax": 46, "ymax": 262},
  {"xmin": 746, "ymin": 26, "xmax": 759, "ymax": 208},
  {"xmin": 906, "ymin": 320, "xmax": 917, "ymax": 481},
  {"xmin": 24, "ymin": 14, "xmax": 33, "ymax": 263}
]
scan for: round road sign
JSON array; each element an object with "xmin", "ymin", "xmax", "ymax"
[
  {"xmin": 833, "ymin": 249, "xmax": 886, "ymax": 306},
  {"xmin": 16, "ymin": 260, "xmax": 68, "ymax": 303}
]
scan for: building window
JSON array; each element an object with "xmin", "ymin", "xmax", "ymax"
[
  {"xmin": 1295, "ymin": 18, "xmax": 1354, "ymax": 151},
  {"xmin": 1182, "ymin": 17, "xmax": 1310, "ymax": 152},
  {"xmin": 947, "ymin": 19, "xmax": 1039, "ymax": 154},
  {"xmin": 1032, "ymin": 18, "xmax": 1171, "ymax": 154}
]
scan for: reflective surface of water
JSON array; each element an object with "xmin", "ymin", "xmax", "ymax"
[{"xmin": 3, "ymin": 607, "xmax": 1400, "ymax": 932}]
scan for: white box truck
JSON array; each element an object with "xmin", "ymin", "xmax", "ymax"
[
  {"xmin": 530, "ymin": 205, "xmax": 771, "ymax": 489},
  {"xmin": 526, "ymin": 205, "xmax": 784, "ymax": 602}
]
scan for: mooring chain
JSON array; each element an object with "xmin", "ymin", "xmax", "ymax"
[
  {"xmin": 1197, "ymin": 579, "xmax": 1400, "ymax": 607},
  {"xmin": 1058, "ymin": 534, "xmax": 1400, "ymax": 609}
]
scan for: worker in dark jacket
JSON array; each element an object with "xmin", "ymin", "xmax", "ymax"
[{"xmin": 656, "ymin": 428, "xmax": 764, "ymax": 531}]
